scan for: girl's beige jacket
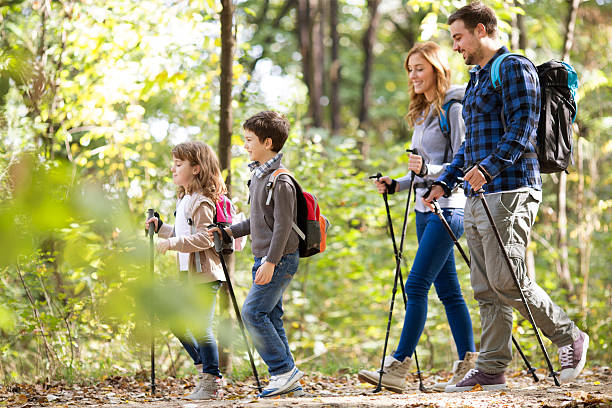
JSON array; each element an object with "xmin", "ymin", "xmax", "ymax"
[{"xmin": 158, "ymin": 193, "xmax": 226, "ymax": 283}]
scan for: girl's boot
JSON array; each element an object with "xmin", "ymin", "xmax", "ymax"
[{"xmin": 186, "ymin": 373, "xmax": 222, "ymax": 400}]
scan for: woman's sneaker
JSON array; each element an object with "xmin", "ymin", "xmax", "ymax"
[
  {"xmin": 432, "ymin": 351, "xmax": 478, "ymax": 392},
  {"xmin": 186, "ymin": 373, "xmax": 222, "ymax": 400},
  {"xmin": 558, "ymin": 331, "xmax": 589, "ymax": 383},
  {"xmin": 445, "ymin": 369, "xmax": 506, "ymax": 392},
  {"xmin": 357, "ymin": 356, "xmax": 412, "ymax": 393},
  {"xmin": 259, "ymin": 366, "xmax": 304, "ymax": 398}
]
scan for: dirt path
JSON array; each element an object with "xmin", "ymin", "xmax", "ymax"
[{"xmin": 2, "ymin": 367, "xmax": 611, "ymax": 407}]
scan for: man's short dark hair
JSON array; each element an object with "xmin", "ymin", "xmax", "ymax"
[
  {"xmin": 243, "ymin": 111, "xmax": 290, "ymax": 152},
  {"xmin": 448, "ymin": 1, "xmax": 497, "ymax": 37}
]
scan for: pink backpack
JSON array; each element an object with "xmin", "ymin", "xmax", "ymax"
[
  {"xmin": 214, "ymin": 195, "xmax": 235, "ymax": 254},
  {"xmin": 214, "ymin": 194, "xmax": 233, "ymax": 224}
]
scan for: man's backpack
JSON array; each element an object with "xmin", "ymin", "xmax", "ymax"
[
  {"xmin": 438, "ymin": 99, "xmax": 462, "ymax": 162},
  {"xmin": 491, "ymin": 53, "xmax": 578, "ymax": 173},
  {"xmin": 265, "ymin": 169, "xmax": 329, "ymax": 258}
]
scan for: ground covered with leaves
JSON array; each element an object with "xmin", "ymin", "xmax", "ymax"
[{"xmin": 1, "ymin": 367, "xmax": 611, "ymax": 407}]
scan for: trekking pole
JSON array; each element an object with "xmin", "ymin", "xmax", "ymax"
[
  {"xmin": 211, "ymin": 228, "xmax": 262, "ymax": 393},
  {"xmin": 369, "ymin": 167, "xmax": 426, "ymax": 393},
  {"xmin": 512, "ymin": 336, "xmax": 539, "ymax": 382},
  {"xmin": 430, "ymin": 200, "xmax": 539, "ymax": 383},
  {"xmin": 394, "ymin": 149, "xmax": 426, "ymax": 391},
  {"xmin": 146, "ymin": 209, "xmax": 156, "ymax": 395},
  {"xmin": 474, "ymin": 189, "xmax": 559, "ymax": 386}
]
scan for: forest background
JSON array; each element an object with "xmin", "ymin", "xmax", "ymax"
[{"xmin": 0, "ymin": 0, "xmax": 610, "ymax": 385}]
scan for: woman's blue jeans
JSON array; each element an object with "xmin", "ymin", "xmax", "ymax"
[
  {"xmin": 242, "ymin": 250, "xmax": 299, "ymax": 376},
  {"xmin": 174, "ymin": 281, "xmax": 221, "ymax": 377},
  {"xmin": 393, "ymin": 208, "xmax": 475, "ymax": 362}
]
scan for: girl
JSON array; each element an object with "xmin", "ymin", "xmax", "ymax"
[
  {"xmin": 358, "ymin": 42, "xmax": 477, "ymax": 392},
  {"xmin": 145, "ymin": 141, "xmax": 226, "ymax": 400}
]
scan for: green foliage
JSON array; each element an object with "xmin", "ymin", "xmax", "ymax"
[{"xmin": 0, "ymin": 0, "xmax": 611, "ymax": 385}]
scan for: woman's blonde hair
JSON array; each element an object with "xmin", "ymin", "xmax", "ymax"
[
  {"xmin": 404, "ymin": 42, "xmax": 451, "ymax": 127},
  {"xmin": 172, "ymin": 141, "xmax": 227, "ymax": 202}
]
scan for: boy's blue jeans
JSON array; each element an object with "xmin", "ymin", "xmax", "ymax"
[
  {"xmin": 393, "ymin": 209, "xmax": 475, "ymax": 362},
  {"xmin": 242, "ymin": 250, "xmax": 299, "ymax": 376},
  {"xmin": 174, "ymin": 281, "xmax": 221, "ymax": 377}
]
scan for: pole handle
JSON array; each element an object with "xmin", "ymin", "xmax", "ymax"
[
  {"xmin": 147, "ymin": 208, "xmax": 155, "ymax": 237},
  {"xmin": 212, "ymin": 230, "xmax": 223, "ymax": 253},
  {"xmin": 431, "ymin": 199, "xmax": 442, "ymax": 214}
]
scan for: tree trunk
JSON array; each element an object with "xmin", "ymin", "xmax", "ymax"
[
  {"xmin": 576, "ymin": 137, "xmax": 585, "ymax": 310},
  {"xmin": 556, "ymin": 0, "xmax": 581, "ymax": 299},
  {"xmin": 329, "ymin": 0, "xmax": 341, "ymax": 134},
  {"xmin": 219, "ymin": 0, "xmax": 234, "ymax": 195},
  {"xmin": 557, "ymin": 172, "xmax": 572, "ymax": 296},
  {"xmin": 218, "ymin": 0, "xmax": 235, "ymax": 375},
  {"xmin": 358, "ymin": 0, "xmax": 380, "ymax": 130},
  {"xmin": 579, "ymin": 138, "xmax": 597, "ymax": 321},
  {"xmin": 297, "ymin": 0, "xmax": 314, "ymax": 125},
  {"xmin": 512, "ymin": 0, "xmax": 527, "ymax": 50},
  {"xmin": 310, "ymin": 0, "xmax": 323, "ymax": 127},
  {"xmin": 358, "ymin": 0, "xmax": 381, "ymax": 158},
  {"xmin": 562, "ymin": 0, "xmax": 581, "ymax": 61}
]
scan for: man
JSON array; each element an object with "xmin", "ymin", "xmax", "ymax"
[{"xmin": 424, "ymin": 2, "xmax": 588, "ymax": 392}]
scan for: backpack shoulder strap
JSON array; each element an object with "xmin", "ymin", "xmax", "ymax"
[
  {"xmin": 438, "ymin": 99, "xmax": 462, "ymax": 162},
  {"xmin": 491, "ymin": 52, "xmax": 538, "ymax": 156},
  {"xmin": 265, "ymin": 169, "xmax": 305, "ymax": 240},
  {"xmin": 184, "ymin": 194, "xmax": 214, "ymax": 274},
  {"xmin": 265, "ymin": 168, "xmax": 294, "ymax": 205},
  {"xmin": 491, "ymin": 52, "xmax": 530, "ymax": 90}
]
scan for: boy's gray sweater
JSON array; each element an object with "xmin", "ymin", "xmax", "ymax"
[
  {"xmin": 230, "ymin": 159, "xmax": 299, "ymax": 265},
  {"xmin": 397, "ymin": 85, "xmax": 467, "ymax": 212}
]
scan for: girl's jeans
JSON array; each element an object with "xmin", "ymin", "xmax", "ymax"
[
  {"xmin": 242, "ymin": 250, "xmax": 299, "ymax": 376},
  {"xmin": 393, "ymin": 209, "xmax": 475, "ymax": 362},
  {"xmin": 174, "ymin": 281, "xmax": 221, "ymax": 377}
]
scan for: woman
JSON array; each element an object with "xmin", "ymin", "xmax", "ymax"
[{"xmin": 359, "ymin": 42, "xmax": 477, "ymax": 393}]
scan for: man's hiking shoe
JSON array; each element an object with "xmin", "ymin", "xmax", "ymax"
[
  {"xmin": 432, "ymin": 351, "xmax": 478, "ymax": 392},
  {"xmin": 358, "ymin": 355, "xmax": 412, "ymax": 393},
  {"xmin": 258, "ymin": 366, "xmax": 304, "ymax": 398},
  {"xmin": 445, "ymin": 369, "xmax": 506, "ymax": 392},
  {"xmin": 559, "ymin": 331, "xmax": 589, "ymax": 383},
  {"xmin": 185, "ymin": 373, "xmax": 222, "ymax": 400}
]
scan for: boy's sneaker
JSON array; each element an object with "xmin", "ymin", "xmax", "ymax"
[
  {"xmin": 186, "ymin": 373, "xmax": 222, "ymax": 400},
  {"xmin": 432, "ymin": 351, "xmax": 479, "ymax": 392},
  {"xmin": 259, "ymin": 366, "xmax": 304, "ymax": 398},
  {"xmin": 445, "ymin": 369, "xmax": 506, "ymax": 392},
  {"xmin": 357, "ymin": 355, "xmax": 412, "ymax": 393},
  {"xmin": 279, "ymin": 384, "xmax": 305, "ymax": 397},
  {"xmin": 558, "ymin": 331, "xmax": 589, "ymax": 383}
]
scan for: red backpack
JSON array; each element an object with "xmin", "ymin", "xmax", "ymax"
[{"xmin": 266, "ymin": 169, "xmax": 329, "ymax": 257}]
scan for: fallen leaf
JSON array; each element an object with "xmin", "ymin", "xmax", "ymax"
[{"xmin": 470, "ymin": 384, "xmax": 483, "ymax": 391}]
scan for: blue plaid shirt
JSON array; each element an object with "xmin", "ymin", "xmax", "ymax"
[{"xmin": 438, "ymin": 46, "xmax": 542, "ymax": 196}]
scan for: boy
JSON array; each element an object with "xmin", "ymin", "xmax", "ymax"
[{"xmin": 210, "ymin": 111, "xmax": 304, "ymax": 397}]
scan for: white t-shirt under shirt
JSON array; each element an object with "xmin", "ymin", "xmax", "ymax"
[{"xmin": 174, "ymin": 194, "xmax": 192, "ymax": 271}]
